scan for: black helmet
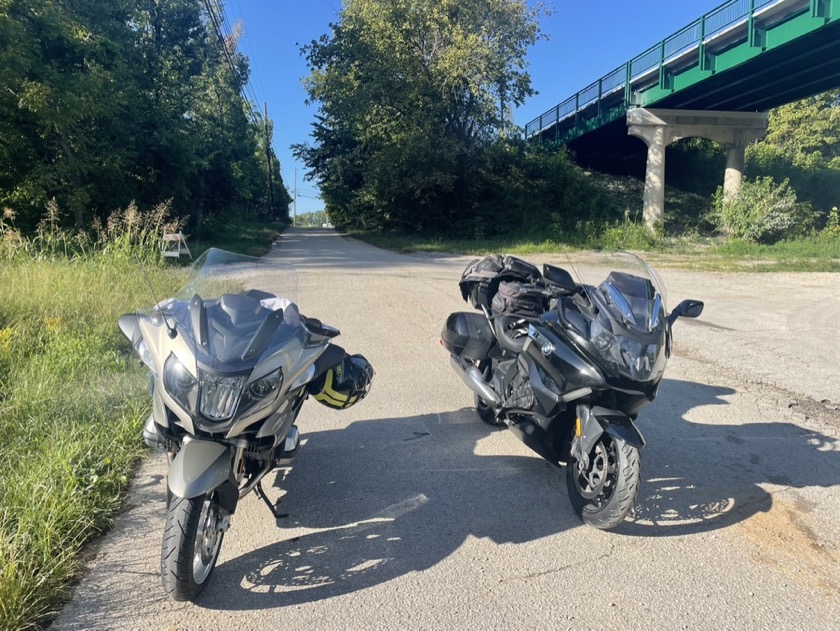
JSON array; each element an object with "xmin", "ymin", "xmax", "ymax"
[{"xmin": 310, "ymin": 353, "xmax": 374, "ymax": 409}]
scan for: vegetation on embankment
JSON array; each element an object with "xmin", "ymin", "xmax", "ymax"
[
  {"xmin": 347, "ymin": 171, "xmax": 840, "ymax": 273},
  {"xmin": 0, "ymin": 205, "xmax": 280, "ymax": 631}
]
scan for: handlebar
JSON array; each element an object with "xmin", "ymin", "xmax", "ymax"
[{"xmin": 519, "ymin": 282, "xmax": 576, "ymax": 299}]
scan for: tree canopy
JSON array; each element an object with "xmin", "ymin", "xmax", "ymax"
[
  {"xmin": 0, "ymin": 0, "xmax": 290, "ymax": 232},
  {"xmin": 296, "ymin": 0, "xmax": 547, "ymax": 233}
]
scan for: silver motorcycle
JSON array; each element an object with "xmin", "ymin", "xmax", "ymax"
[{"xmin": 119, "ymin": 248, "xmax": 374, "ymax": 601}]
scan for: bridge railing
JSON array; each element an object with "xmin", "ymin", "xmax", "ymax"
[{"xmin": 525, "ymin": 0, "xmax": 795, "ymax": 140}]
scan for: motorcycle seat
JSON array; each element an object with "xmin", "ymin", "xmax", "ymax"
[{"xmin": 493, "ymin": 315, "xmax": 528, "ymax": 354}]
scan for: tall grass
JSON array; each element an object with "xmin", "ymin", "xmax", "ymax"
[{"xmin": 0, "ymin": 204, "xmax": 182, "ymax": 630}]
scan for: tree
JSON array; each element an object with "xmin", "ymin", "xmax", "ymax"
[
  {"xmin": 746, "ymin": 89, "xmax": 840, "ymax": 215},
  {"xmin": 0, "ymin": 0, "xmax": 290, "ymax": 232},
  {"xmin": 761, "ymin": 89, "xmax": 840, "ymax": 158},
  {"xmin": 0, "ymin": 0, "xmax": 140, "ymax": 228},
  {"xmin": 296, "ymin": 0, "xmax": 546, "ymax": 233}
]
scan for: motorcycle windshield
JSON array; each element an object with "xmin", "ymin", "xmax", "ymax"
[
  {"xmin": 139, "ymin": 248, "xmax": 301, "ymax": 372},
  {"xmin": 174, "ymin": 248, "xmax": 298, "ymax": 306},
  {"xmin": 567, "ymin": 251, "xmax": 666, "ymax": 332},
  {"xmin": 565, "ymin": 251, "xmax": 668, "ymax": 382}
]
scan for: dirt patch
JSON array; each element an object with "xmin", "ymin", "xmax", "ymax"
[{"xmin": 739, "ymin": 496, "xmax": 840, "ymax": 594}]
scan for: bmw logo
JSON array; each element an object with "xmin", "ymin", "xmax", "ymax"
[{"xmin": 542, "ymin": 342, "xmax": 554, "ymax": 356}]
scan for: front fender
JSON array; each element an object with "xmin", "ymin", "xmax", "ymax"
[
  {"xmin": 168, "ymin": 440, "xmax": 232, "ymax": 501},
  {"xmin": 578, "ymin": 405, "xmax": 646, "ymax": 454}
]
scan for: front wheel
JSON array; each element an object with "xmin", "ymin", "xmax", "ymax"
[
  {"xmin": 161, "ymin": 491, "xmax": 226, "ymax": 601},
  {"xmin": 566, "ymin": 434, "xmax": 640, "ymax": 530}
]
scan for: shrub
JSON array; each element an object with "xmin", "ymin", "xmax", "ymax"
[
  {"xmin": 746, "ymin": 143, "xmax": 840, "ymax": 215},
  {"xmin": 710, "ymin": 176, "xmax": 815, "ymax": 244},
  {"xmin": 822, "ymin": 206, "xmax": 840, "ymax": 238},
  {"xmin": 599, "ymin": 218, "xmax": 660, "ymax": 250}
]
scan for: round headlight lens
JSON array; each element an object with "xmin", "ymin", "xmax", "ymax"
[{"xmin": 250, "ymin": 368, "xmax": 282, "ymax": 398}]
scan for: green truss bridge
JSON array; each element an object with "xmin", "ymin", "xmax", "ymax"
[
  {"xmin": 526, "ymin": 0, "xmax": 840, "ymax": 143},
  {"xmin": 524, "ymin": 0, "xmax": 840, "ymax": 228}
]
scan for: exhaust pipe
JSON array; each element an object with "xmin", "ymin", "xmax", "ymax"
[{"xmin": 449, "ymin": 356, "xmax": 500, "ymax": 407}]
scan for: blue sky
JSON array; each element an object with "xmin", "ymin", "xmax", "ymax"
[{"xmin": 224, "ymin": 1, "xmax": 714, "ymax": 215}]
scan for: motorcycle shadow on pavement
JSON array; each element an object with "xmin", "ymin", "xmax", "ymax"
[
  {"xmin": 618, "ymin": 377, "xmax": 840, "ymax": 537},
  {"xmin": 199, "ymin": 379, "xmax": 840, "ymax": 610},
  {"xmin": 200, "ymin": 407, "xmax": 579, "ymax": 611}
]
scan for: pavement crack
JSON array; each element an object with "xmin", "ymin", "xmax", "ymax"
[{"xmin": 498, "ymin": 543, "xmax": 616, "ymax": 584}]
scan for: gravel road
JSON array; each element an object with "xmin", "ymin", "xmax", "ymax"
[{"xmin": 53, "ymin": 228, "xmax": 840, "ymax": 630}]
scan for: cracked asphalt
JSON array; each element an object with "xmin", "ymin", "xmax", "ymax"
[{"xmin": 53, "ymin": 228, "xmax": 840, "ymax": 630}]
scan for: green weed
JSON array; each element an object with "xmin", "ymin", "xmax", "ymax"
[{"xmin": 0, "ymin": 202, "xmax": 186, "ymax": 630}]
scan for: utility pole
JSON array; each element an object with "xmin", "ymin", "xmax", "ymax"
[
  {"xmin": 294, "ymin": 168, "xmax": 297, "ymax": 227},
  {"xmin": 264, "ymin": 102, "xmax": 274, "ymax": 216}
]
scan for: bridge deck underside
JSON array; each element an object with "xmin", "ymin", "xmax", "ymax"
[
  {"xmin": 540, "ymin": 18, "xmax": 840, "ymax": 168},
  {"xmin": 534, "ymin": 11, "xmax": 840, "ymax": 149},
  {"xmin": 654, "ymin": 19, "xmax": 840, "ymax": 111}
]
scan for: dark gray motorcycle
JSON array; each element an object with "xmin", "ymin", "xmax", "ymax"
[{"xmin": 442, "ymin": 252, "xmax": 702, "ymax": 529}]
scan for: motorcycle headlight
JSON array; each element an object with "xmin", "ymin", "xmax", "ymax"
[
  {"xmin": 250, "ymin": 368, "xmax": 283, "ymax": 398},
  {"xmin": 588, "ymin": 320, "xmax": 661, "ymax": 381},
  {"xmin": 164, "ymin": 354, "xmax": 198, "ymax": 413},
  {"xmin": 589, "ymin": 320, "xmax": 614, "ymax": 354},
  {"xmin": 200, "ymin": 372, "xmax": 245, "ymax": 421}
]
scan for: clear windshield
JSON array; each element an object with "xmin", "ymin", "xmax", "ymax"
[
  {"xmin": 175, "ymin": 248, "xmax": 298, "ymax": 306},
  {"xmin": 138, "ymin": 248, "xmax": 301, "ymax": 371},
  {"xmin": 564, "ymin": 251, "xmax": 666, "ymax": 333}
]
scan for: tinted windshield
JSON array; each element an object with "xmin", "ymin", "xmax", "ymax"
[{"xmin": 565, "ymin": 251, "xmax": 666, "ymax": 334}]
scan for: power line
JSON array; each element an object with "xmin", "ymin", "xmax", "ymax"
[
  {"xmin": 205, "ymin": 1, "xmax": 290, "ymax": 193},
  {"xmin": 220, "ymin": 3, "xmax": 266, "ymax": 110},
  {"xmin": 230, "ymin": 0, "xmax": 269, "ymax": 114},
  {"xmin": 202, "ymin": 0, "xmax": 260, "ymax": 126},
  {"xmin": 202, "ymin": 0, "xmax": 292, "ymax": 201}
]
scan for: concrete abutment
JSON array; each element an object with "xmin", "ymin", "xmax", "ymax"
[{"xmin": 626, "ymin": 108, "xmax": 769, "ymax": 231}]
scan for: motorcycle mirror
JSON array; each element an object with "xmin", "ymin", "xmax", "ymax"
[
  {"xmin": 118, "ymin": 313, "xmax": 143, "ymax": 346},
  {"xmin": 667, "ymin": 299, "xmax": 704, "ymax": 326},
  {"xmin": 543, "ymin": 264, "xmax": 576, "ymax": 292}
]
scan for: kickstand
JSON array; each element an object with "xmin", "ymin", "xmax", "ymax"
[{"xmin": 254, "ymin": 481, "xmax": 289, "ymax": 519}]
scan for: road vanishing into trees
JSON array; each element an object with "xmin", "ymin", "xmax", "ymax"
[{"xmin": 54, "ymin": 229, "xmax": 840, "ymax": 630}]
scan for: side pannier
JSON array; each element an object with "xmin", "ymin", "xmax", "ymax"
[{"xmin": 459, "ymin": 255, "xmax": 541, "ymax": 311}]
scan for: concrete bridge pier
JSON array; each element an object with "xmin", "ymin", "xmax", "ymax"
[
  {"xmin": 627, "ymin": 108, "xmax": 769, "ymax": 232},
  {"xmin": 724, "ymin": 144, "xmax": 746, "ymax": 202}
]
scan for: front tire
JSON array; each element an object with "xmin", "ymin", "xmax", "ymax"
[
  {"xmin": 161, "ymin": 491, "xmax": 225, "ymax": 601},
  {"xmin": 566, "ymin": 434, "xmax": 640, "ymax": 530}
]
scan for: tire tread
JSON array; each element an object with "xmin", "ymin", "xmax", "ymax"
[
  {"xmin": 566, "ymin": 437, "xmax": 641, "ymax": 530},
  {"xmin": 160, "ymin": 494, "xmax": 220, "ymax": 601}
]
